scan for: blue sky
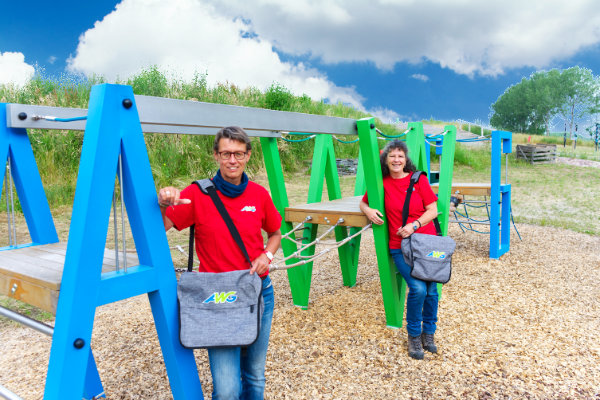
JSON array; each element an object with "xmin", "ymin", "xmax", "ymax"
[{"xmin": 2, "ymin": 0, "xmax": 600, "ymax": 129}]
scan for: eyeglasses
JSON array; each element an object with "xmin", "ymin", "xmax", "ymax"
[{"xmin": 217, "ymin": 151, "xmax": 247, "ymax": 160}]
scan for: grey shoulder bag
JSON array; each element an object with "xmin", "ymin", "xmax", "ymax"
[
  {"xmin": 177, "ymin": 179, "xmax": 263, "ymax": 349},
  {"xmin": 400, "ymin": 171, "xmax": 456, "ymax": 284}
]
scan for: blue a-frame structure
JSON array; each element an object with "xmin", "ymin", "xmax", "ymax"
[
  {"xmin": 2, "ymin": 85, "xmax": 204, "ymax": 399},
  {"xmin": 0, "ymin": 103, "xmax": 58, "ymax": 247}
]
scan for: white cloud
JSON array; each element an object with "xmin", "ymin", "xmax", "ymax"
[
  {"xmin": 67, "ymin": 0, "xmax": 368, "ymax": 110},
  {"xmin": 206, "ymin": 0, "xmax": 600, "ymax": 77},
  {"xmin": 368, "ymin": 106, "xmax": 402, "ymax": 124},
  {"xmin": 48, "ymin": 56, "xmax": 57, "ymax": 64},
  {"xmin": 0, "ymin": 52, "xmax": 35, "ymax": 87},
  {"xmin": 411, "ymin": 74, "xmax": 429, "ymax": 82}
]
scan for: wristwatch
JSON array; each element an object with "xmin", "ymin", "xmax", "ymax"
[
  {"xmin": 264, "ymin": 250, "xmax": 274, "ymax": 262},
  {"xmin": 412, "ymin": 222, "xmax": 419, "ymax": 231}
]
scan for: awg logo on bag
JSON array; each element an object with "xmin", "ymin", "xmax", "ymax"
[
  {"xmin": 427, "ymin": 251, "xmax": 447, "ymax": 259},
  {"xmin": 203, "ymin": 291, "xmax": 238, "ymax": 304}
]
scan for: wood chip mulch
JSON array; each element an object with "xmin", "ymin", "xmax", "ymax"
[{"xmin": 1, "ymin": 224, "xmax": 599, "ymax": 399}]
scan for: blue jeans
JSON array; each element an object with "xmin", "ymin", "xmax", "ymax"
[
  {"xmin": 390, "ymin": 249, "xmax": 439, "ymax": 337},
  {"xmin": 208, "ymin": 276, "xmax": 274, "ymax": 400}
]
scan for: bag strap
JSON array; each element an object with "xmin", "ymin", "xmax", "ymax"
[
  {"xmin": 186, "ymin": 179, "xmax": 252, "ymax": 272},
  {"xmin": 401, "ymin": 171, "xmax": 442, "ymax": 236}
]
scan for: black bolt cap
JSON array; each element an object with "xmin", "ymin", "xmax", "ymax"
[
  {"xmin": 18, "ymin": 112, "xmax": 27, "ymax": 121},
  {"xmin": 73, "ymin": 338, "xmax": 85, "ymax": 349},
  {"xmin": 370, "ymin": 123, "xmax": 375, "ymax": 129},
  {"xmin": 122, "ymin": 99, "xmax": 133, "ymax": 109}
]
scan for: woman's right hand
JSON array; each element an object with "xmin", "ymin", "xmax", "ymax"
[{"xmin": 363, "ymin": 206, "xmax": 384, "ymax": 225}]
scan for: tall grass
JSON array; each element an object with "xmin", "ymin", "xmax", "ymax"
[{"xmin": 0, "ymin": 68, "xmax": 394, "ymax": 208}]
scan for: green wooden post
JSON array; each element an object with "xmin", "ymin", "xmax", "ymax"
[
  {"xmin": 406, "ymin": 122, "xmax": 429, "ymax": 173},
  {"xmin": 357, "ymin": 118, "xmax": 405, "ymax": 328},
  {"xmin": 259, "ymin": 137, "xmax": 307, "ymax": 307},
  {"xmin": 322, "ymin": 137, "xmax": 357, "ymax": 288},
  {"xmin": 436, "ymin": 125, "xmax": 456, "ymax": 235},
  {"xmin": 348, "ymin": 148, "xmax": 366, "ymax": 279},
  {"xmin": 303, "ymin": 134, "xmax": 357, "ymax": 292}
]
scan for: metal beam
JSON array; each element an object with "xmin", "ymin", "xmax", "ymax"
[
  {"xmin": 0, "ymin": 305, "xmax": 54, "ymax": 336},
  {"xmin": 6, "ymin": 95, "xmax": 357, "ymax": 137},
  {"xmin": 0, "ymin": 384, "xmax": 23, "ymax": 400}
]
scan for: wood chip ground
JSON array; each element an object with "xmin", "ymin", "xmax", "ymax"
[{"xmin": 1, "ymin": 224, "xmax": 599, "ymax": 399}]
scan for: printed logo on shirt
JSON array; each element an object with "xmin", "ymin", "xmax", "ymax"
[
  {"xmin": 427, "ymin": 251, "xmax": 446, "ymax": 259},
  {"xmin": 241, "ymin": 206, "xmax": 256, "ymax": 212},
  {"xmin": 203, "ymin": 291, "xmax": 237, "ymax": 304}
]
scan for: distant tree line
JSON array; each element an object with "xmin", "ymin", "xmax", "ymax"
[{"xmin": 490, "ymin": 66, "xmax": 600, "ymax": 135}]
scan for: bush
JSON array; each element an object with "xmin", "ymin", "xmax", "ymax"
[{"xmin": 264, "ymin": 82, "xmax": 294, "ymax": 111}]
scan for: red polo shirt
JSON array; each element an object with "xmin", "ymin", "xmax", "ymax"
[
  {"xmin": 166, "ymin": 181, "xmax": 281, "ymax": 275},
  {"xmin": 363, "ymin": 172, "xmax": 438, "ymax": 249}
]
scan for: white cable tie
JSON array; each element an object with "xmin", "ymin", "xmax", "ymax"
[{"xmin": 31, "ymin": 115, "xmax": 56, "ymax": 121}]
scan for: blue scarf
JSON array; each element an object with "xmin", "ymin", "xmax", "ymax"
[{"xmin": 212, "ymin": 169, "xmax": 248, "ymax": 198}]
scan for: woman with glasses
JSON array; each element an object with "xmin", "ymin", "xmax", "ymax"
[{"xmin": 158, "ymin": 126, "xmax": 282, "ymax": 399}]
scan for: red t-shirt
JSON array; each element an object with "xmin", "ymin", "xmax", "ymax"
[
  {"xmin": 166, "ymin": 181, "xmax": 282, "ymax": 276},
  {"xmin": 362, "ymin": 172, "xmax": 438, "ymax": 249}
]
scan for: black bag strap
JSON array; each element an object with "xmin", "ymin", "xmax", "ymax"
[
  {"xmin": 187, "ymin": 179, "xmax": 252, "ymax": 272},
  {"xmin": 401, "ymin": 171, "xmax": 442, "ymax": 236}
]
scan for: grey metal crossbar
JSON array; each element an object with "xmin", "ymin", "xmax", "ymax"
[
  {"xmin": 0, "ymin": 384, "xmax": 22, "ymax": 400},
  {"xmin": 6, "ymin": 95, "xmax": 358, "ymax": 137}
]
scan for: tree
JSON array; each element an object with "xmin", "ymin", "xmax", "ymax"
[
  {"xmin": 490, "ymin": 67, "xmax": 599, "ymax": 134},
  {"xmin": 555, "ymin": 67, "xmax": 600, "ymax": 138}
]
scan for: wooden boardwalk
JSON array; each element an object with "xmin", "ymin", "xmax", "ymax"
[
  {"xmin": 431, "ymin": 182, "xmax": 491, "ymax": 196},
  {"xmin": 0, "ymin": 243, "xmax": 139, "ymax": 314}
]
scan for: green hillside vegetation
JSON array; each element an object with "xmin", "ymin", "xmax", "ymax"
[
  {"xmin": 1, "ymin": 68, "xmax": 599, "ymax": 236},
  {"xmin": 0, "ymin": 67, "xmax": 385, "ymax": 207}
]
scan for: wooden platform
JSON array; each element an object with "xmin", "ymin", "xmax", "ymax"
[
  {"xmin": 431, "ymin": 182, "xmax": 492, "ymax": 196},
  {"xmin": 0, "ymin": 243, "xmax": 139, "ymax": 314},
  {"xmin": 285, "ymin": 196, "xmax": 368, "ymax": 228}
]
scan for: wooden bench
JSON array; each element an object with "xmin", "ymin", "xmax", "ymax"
[
  {"xmin": 431, "ymin": 182, "xmax": 492, "ymax": 196},
  {"xmin": 285, "ymin": 196, "xmax": 368, "ymax": 228},
  {"xmin": 0, "ymin": 243, "xmax": 139, "ymax": 314}
]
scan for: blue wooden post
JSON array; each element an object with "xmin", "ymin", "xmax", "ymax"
[
  {"xmin": 44, "ymin": 84, "xmax": 203, "ymax": 399},
  {"xmin": 490, "ymin": 130, "xmax": 512, "ymax": 259},
  {"xmin": 0, "ymin": 104, "xmax": 58, "ymax": 246}
]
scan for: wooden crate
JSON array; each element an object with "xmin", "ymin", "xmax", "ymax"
[{"xmin": 516, "ymin": 144, "xmax": 557, "ymax": 164}]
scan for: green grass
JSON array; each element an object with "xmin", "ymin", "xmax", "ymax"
[
  {"xmin": 0, "ymin": 68, "xmax": 402, "ymax": 208},
  {"xmin": 0, "ymin": 296, "xmax": 54, "ymax": 327},
  {"xmin": 449, "ymin": 151, "xmax": 600, "ymax": 236}
]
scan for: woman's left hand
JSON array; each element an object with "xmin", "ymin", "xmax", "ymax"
[
  {"xmin": 250, "ymin": 253, "xmax": 270, "ymax": 276},
  {"xmin": 397, "ymin": 224, "xmax": 415, "ymax": 239}
]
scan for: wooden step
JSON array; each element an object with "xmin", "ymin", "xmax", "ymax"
[{"xmin": 0, "ymin": 243, "xmax": 139, "ymax": 314}]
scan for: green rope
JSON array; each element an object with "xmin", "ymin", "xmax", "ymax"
[
  {"xmin": 281, "ymin": 134, "xmax": 316, "ymax": 143},
  {"xmin": 333, "ymin": 135, "xmax": 359, "ymax": 144},
  {"xmin": 376, "ymin": 127, "xmax": 410, "ymax": 139}
]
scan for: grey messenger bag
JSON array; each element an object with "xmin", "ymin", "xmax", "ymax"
[
  {"xmin": 177, "ymin": 179, "xmax": 263, "ymax": 349},
  {"xmin": 400, "ymin": 172, "xmax": 456, "ymax": 284}
]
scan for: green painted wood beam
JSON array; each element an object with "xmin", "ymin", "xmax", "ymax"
[
  {"xmin": 259, "ymin": 137, "xmax": 307, "ymax": 307},
  {"xmin": 357, "ymin": 118, "xmax": 405, "ymax": 328},
  {"xmin": 436, "ymin": 125, "xmax": 456, "ymax": 235}
]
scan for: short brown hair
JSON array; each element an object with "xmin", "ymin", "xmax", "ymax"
[{"xmin": 213, "ymin": 126, "xmax": 252, "ymax": 152}]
